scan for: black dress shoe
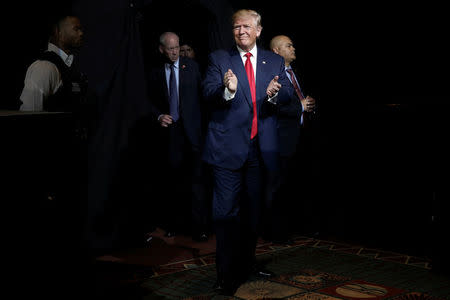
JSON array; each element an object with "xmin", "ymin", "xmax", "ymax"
[
  {"xmin": 271, "ymin": 238, "xmax": 295, "ymax": 246},
  {"xmin": 213, "ymin": 279, "xmax": 236, "ymax": 296},
  {"xmin": 192, "ymin": 232, "xmax": 209, "ymax": 242},
  {"xmin": 164, "ymin": 230, "xmax": 176, "ymax": 238},
  {"xmin": 253, "ymin": 265, "xmax": 275, "ymax": 278},
  {"xmin": 303, "ymin": 230, "xmax": 320, "ymax": 239},
  {"xmin": 311, "ymin": 231, "xmax": 321, "ymax": 238}
]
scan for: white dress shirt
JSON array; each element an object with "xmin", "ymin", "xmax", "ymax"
[
  {"xmin": 285, "ymin": 65, "xmax": 305, "ymax": 123},
  {"xmin": 224, "ymin": 45, "xmax": 257, "ymax": 100},
  {"xmin": 164, "ymin": 58, "xmax": 180, "ymax": 93},
  {"xmin": 157, "ymin": 59, "xmax": 180, "ymax": 122},
  {"xmin": 19, "ymin": 43, "xmax": 74, "ymax": 111},
  {"xmin": 224, "ymin": 45, "xmax": 277, "ymax": 102}
]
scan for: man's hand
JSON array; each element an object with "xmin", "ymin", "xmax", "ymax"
[
  {"xmin": 158, "ymin": 114, "xmax": 173, "ymax": 127},
  {"xmin": 266, "ymin": 76, "xmax": 281, "ymax": 97},
  {"xmin": 223, "ymin": 69, "xmax": 237, "ymax": 93},
  {"xmin": 301, "ymin": 95, "xmax": 316, "ymax": 112}
]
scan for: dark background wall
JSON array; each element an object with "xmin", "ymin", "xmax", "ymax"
[
  {"xmin": 5, "ymin": 0, "xmax": 448, "ymax": 256},
  {"xmin": 9, "ymin": 1, "xmax": 448, "ymax": 105}
]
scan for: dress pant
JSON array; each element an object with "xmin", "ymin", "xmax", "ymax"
[
  {"xmin": 274, "ymin": 128, "xmax": 321, "ymax": 237},
  {"xmin": 212, "ymin": 138, "xmax": 262, "ymax": 285},
  {"xmin": 190, "ymin": 150, "xmax": 210, "ymax": 234},
  {"xmin": 160, "ymin": 121, "xmax": 208, "ymax": 233},
  {"xmin": 262, "ymin": 167, "xmax": 283, "ymax": 241}
]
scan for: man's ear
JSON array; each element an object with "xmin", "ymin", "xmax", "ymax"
[
  {"xmin": 256, "ymin": 26, "xmax": 262, "ymax": 38},
  {"xmin": 159, "ymin": 45, "xmax": 164, "ymax": 54}
]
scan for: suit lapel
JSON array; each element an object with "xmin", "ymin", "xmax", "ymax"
[
  {"xmin": 160, "ymin": 66, "xmax": 169, "ymax": 100},
  {"xmin": 178, "ymin": 58, "xmax": 185, "ymax": 108},
  {"xmin": 255, "ymin": 47, "xmax": 267, "ymax": 105},
  {"xmin": 293, "ymin": 66, "xmax": 306, "ymax": 97},
  {"xmin": 230, "ymin": 48, "xmax": 252, "ymax": 108}
]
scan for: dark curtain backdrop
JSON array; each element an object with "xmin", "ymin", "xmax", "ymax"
[
  {"xmin": 71, "ymin": 0, "xmax": 240, "ymax": 251},
  {"xmin": 7, "ymin": 0, "xmax": 447, "ymax": 253},
  {"xmin": 71, "ymin": 0, "xmax": 154, "ymax": 250}
]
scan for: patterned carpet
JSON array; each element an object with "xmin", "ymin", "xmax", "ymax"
[{"xmin": 139, "ymin": 236, "xmax": 450, "ymax": 299}]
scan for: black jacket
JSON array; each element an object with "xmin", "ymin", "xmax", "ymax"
[{"xmin": 147, "ymin": 56, "xmax": 204, "ymax": 150}]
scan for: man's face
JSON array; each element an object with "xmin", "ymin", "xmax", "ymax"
[
  {"xmin": 180, "ymin": 44, "xmax": 194, "ymax": 58},
  {"xmin": 160, "ymin": 35, "xmax": 180, "ymax": 63},
  {"xmin": 276, "ymin": 37, "xmax": 296, "ymax": 65},
  {"xmin": 232, "ymin": 15, "xmax": 261, "ymax": 52},
  {"xmin": 59, "ymin": 16, "xmax": 84, "ymax": 50}
]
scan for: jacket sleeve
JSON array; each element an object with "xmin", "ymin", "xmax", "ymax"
[{"xmin": 202, "ymin": 52, "xmax": 230, "ymax": 108}]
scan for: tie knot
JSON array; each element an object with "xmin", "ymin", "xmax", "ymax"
[
  {"xmin": 287, "ymin": 68, "xmax": 293, "ymax": 74},
  {"xmin": 244, "ymin": 52, "xmax": 252, "ymax": 59}
]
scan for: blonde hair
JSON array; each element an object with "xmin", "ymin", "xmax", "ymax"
[{"xmin": 231, "ymin": 9, "xmax": 262, "ymax": 28}]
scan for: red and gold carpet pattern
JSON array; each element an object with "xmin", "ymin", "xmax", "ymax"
[{"xmin": 132, "ymin": 230, "xmax": 450, "ymax": 299}]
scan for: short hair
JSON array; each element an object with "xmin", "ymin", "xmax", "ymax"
[
  {"xmin": 51, "ymin": 15, "xmax": 73, "ymax": 30},
  {"xmin": 159, "ymin": 32, "xmax": 179, "ymax": 46},
  {"xmin": 180, "ymin": 40, "xmax": 194, "ymax": 48},
  {"xmin": 231, "ymin": 9, "xmax": 262, "ymax": 28},
  {"xmin": 43, "ymin": 1, "xmax": 75, "ymax": 34},
  {"xmin": 48, "ymin": 14, "xmax": 79, "ymax": 42}
]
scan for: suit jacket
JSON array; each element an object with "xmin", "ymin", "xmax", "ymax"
[
  {"xmin": 277, "ymin": 66, "xmax": 319, "ymax": 157},
  {"xmin": 202, "ymin": 46, "xmax": 293, "ymax": 171},
  {"xmin": 147, "ymin": 56, "xmax": 203, "ymax": 150}
]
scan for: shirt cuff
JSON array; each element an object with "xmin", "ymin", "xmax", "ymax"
[
  {"xmin": 267, "ymin": 92, "xmax": 279, "ymax": 104},
  {"xmin": 223, "ymin": 87, "xmax": 236, "ymax": 101}
]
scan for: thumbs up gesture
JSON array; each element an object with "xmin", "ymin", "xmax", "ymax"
[{"xmin": 266, "ymin": 75, "xmax": 281, "ymax": 97}]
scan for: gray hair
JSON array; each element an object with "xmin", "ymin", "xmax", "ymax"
[{"xmin": 159, "ymin": 32, "xmax": 179, "ymax": 46}]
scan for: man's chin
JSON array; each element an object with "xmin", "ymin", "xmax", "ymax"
[{"xmin": 237, "ymin": 42, "xmax": 253, "ymax": 51}]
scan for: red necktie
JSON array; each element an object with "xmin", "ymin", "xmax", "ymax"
[
  {"xmin": 244, "ymin": 52, "xmax": 257, "ymax": 139},
  {"xmin": 286, "ymin": 68, "xmax": 304, "ymax": 100}
]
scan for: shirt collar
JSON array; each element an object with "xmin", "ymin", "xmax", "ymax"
[
  {"xmin": 237, "ymin": 45, "xmax": 257, "ymax": 60},
  {"xmin": 166, "ymin": 58, "xmax": 179, "ymax": 69},
  {"xmin": 48, "ymin": 42, "xmax": 74, "ymax": 67}
]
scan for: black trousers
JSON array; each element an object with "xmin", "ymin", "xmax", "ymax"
[
  {"xmin": 158, "ymin": 121, "xmax": 209, "ymax": 233},
  {"xmin": 271, "ymin": 129, "xmax": 321, "ymax": 238}
]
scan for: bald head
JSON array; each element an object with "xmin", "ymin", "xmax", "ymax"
[
  {"xmin": 270, "ymin": 35, "xmax": 296, "ymax": 66},
  {"xmin": 269, "ymin": 35, "xmax": 286, "ymax": 51}
]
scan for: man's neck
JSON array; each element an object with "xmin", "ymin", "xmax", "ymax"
[
  {"xmin": 237, "ymin": 44, "xmax": 256, "ymax": 53},
  {"xmin": 56, "ymin": 43, "xmax": 71, "ymax": 55}
]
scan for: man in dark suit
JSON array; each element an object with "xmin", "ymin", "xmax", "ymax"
[
  {"xmin": 202, "ymin": 10, "xmax": 293, "ymax": 295},
  {"xmin": 268, "ymin": 35, "xmax": 320, "ymax": 242},
  {"xmin": 147, "ymin": 32, "xmax": 209, "ymax": 242}
]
